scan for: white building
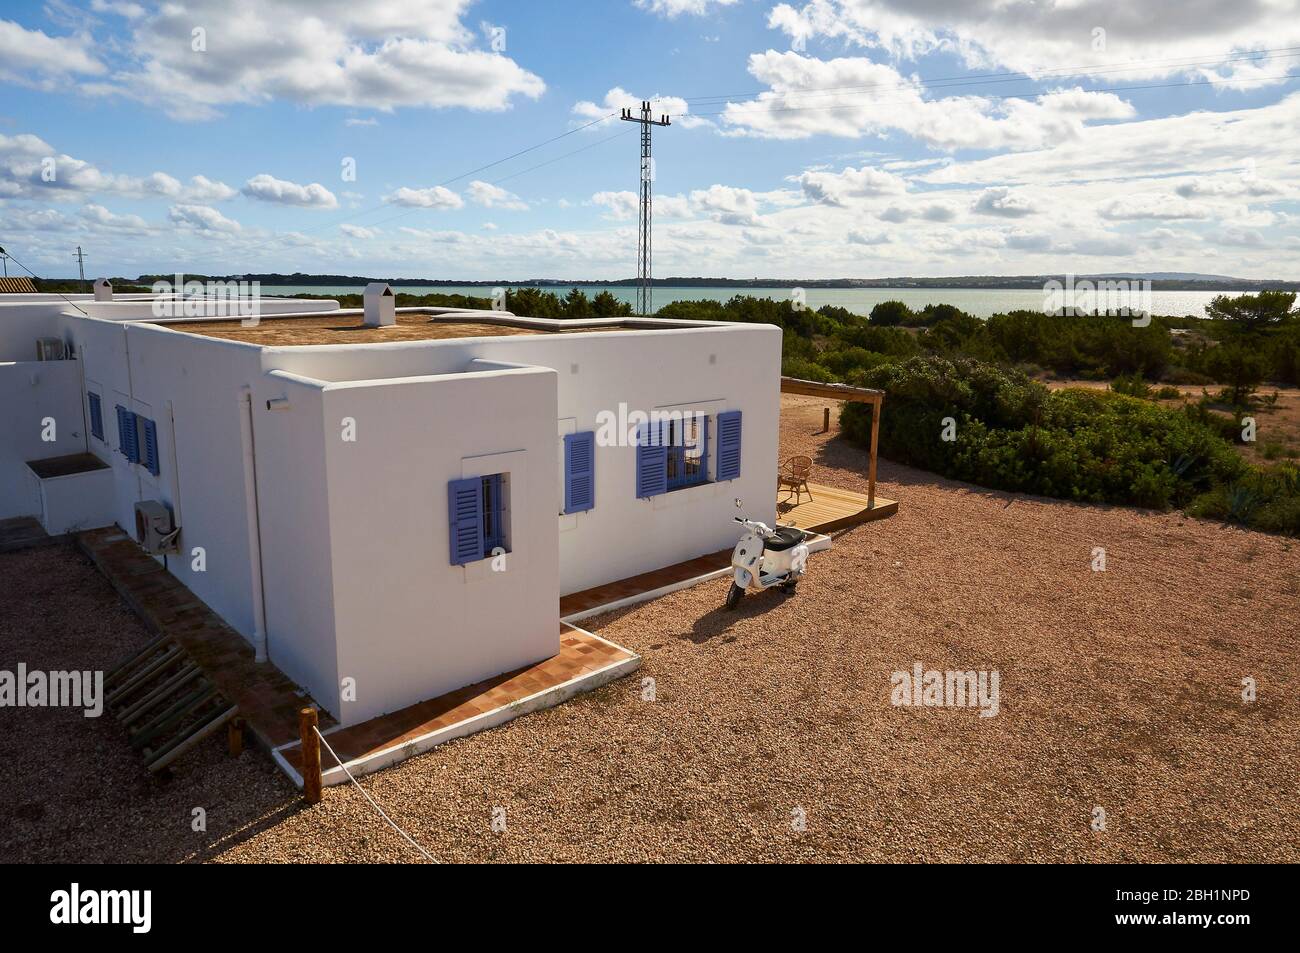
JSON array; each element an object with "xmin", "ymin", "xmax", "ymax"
[{"xmin": 0, "ymin": 288, "xmax": 781, "ymax": 726}]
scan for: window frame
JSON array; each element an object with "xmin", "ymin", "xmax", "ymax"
[{"xmin": 665, "ymin": 415, "xmax": 710, "ymax": 492}]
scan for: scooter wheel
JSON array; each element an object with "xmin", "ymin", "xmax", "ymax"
[{"xmin": 724, "ymin": 582, "xmax": 745, "ymax": 610}]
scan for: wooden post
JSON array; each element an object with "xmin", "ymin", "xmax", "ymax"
[
  {"xmin": 821, "ymin": 406, "xmax": 830, "ymax": 433},
  {"xmin": 299, "ymin": 707, "xmax": 322, "ymax": 805},
  {"xmin": 867, "ymin": 395, "xmax": 881, "ymax": 510},
  {"xmin": 228, "ymin": 717, "xmax": 243, "ymax": 757}
]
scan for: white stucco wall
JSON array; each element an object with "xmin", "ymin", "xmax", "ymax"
[
  {"xmin": 0, "ymin": 359, "xmax": 87, "ymax": 519},
  {"xmin": 315, "ymin": 365, "xmax": 560, "ymax": 724},
  {"xmin": 265, "ymin": 322, "xmax": 783, "ymax": 594}
]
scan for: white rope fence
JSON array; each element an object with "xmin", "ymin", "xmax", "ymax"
[{"xmin": 313, "ymin": 725, "xmax": 438, "ymax": 863}]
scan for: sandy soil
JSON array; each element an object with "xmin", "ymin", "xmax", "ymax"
[{"xmin": 1, "ymin": 395, "xmax": 1296, "ymax": 863}]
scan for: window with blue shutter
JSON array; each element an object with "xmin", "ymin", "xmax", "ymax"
[
  {"xmin": 448, "ymin": 477, "xmax": 484, "ymax": 565},
  {"xmin": 635, "ymin": 420, "xmax": 668, "ymax": 498},
  {"xmin": 88, "ymin": 392, "xmax": 104, "ymax": 441},
  {"xmin": 564, "ymin": 431, "xmax": 595, "ymax": 514},
  {"xmin": 116, "ymin": 405, "xmax": 139, "ymax": 463},
  {"xmin": 666, "ymin": 415, "xmax": 708, "ymax": 490},
  {"xmin": 716, "ymin": 410, "xmax": 742, "ymax": 481},
  {"xmin": 139, "ymin": 416, "xmax": 160, "ymax": 476}
]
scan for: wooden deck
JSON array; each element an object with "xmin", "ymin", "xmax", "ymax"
[{"xmin": 777, "ymin": 480, "xmax": 897, "ymax": 532}]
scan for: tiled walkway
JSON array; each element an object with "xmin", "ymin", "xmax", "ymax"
[
  {"xmin": 275, "ymin": 624, "xmax": 637, "ymax": 782},
  {"xmin": 78, "ymin": 527, "xmax": 330, "ymax": 749}
]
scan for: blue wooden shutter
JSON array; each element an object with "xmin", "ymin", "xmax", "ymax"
[
  {"xmin": 564, "ymin": 431, "xmax": 596, "ymax": 513},
  {"xmin": 635, "ymin": 420, "xmax": 667, "ymax": 499},
  {"xmin": 140, "ymin": 416, "xmax": 160, "ymax": 476},
  {"xmin": 716, "ymin": 410, "xmax": 742, "ymax": 481},
  {"xmin": 116, "ymin": 405, "xmax": 139, "ymax": 463},
  {"xmin": 448, "ymin": 477, "xmax": 484, "ymax": 565},
  {"xmin": 88, "ymin": 393, "xmax": 104, "ymax": 441}
]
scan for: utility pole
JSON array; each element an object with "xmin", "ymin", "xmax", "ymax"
[
  {"xmin": 620, "ymin": 101, "xmax": 670, "ymax": 316},
  {"xmin": 74, "ymin": 245, "xmax": 86, "ymax": 281}
]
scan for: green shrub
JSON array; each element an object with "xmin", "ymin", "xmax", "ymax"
[{"xmin": 841, "ymin": 356, "xmax": 1245, "ymax": 510}]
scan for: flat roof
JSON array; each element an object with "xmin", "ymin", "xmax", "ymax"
[{"xmin": 164, "ymin": 310, "xmax": 649, "ymax": 346}]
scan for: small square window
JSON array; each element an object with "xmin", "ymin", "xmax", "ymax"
[{"xmin": 666, "ymin": 415, "xmax": 709, "ymax": 491}]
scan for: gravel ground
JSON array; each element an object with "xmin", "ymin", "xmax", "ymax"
[{"xmin": 2, "ymin": 395, "xmax": 1297, "ymax": 862}]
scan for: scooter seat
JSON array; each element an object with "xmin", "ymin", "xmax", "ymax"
[{"xmin": 763, "ymin": 526, "xmax": 807, "ymax": 551}]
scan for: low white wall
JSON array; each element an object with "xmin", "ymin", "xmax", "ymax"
[
  {"xmin": 318, "ymin": 365, "xmax": 560, "ymax": 725},
  {"xmin": 31, "ymin": 466, "xmax": 115, "ymax": 535},
  {"xmin": 0, "ymin": 360, "xmax": 86, "ymax": 520}
]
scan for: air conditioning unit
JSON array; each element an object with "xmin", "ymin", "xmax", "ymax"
[
  {"xmin": 134, "ymin": 500, "xmax": 179, "ymax": 554},
  {"xmin": 36, "ymin": 338, "xmax": 67, "ymax": 361}
]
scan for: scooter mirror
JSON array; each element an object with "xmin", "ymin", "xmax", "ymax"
[{"xmin": 734, "ymin": 497, "xmax": 743, "ymax": 508}]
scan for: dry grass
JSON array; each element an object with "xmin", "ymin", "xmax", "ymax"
[
  {"xmin": 167, "ymin": 311, "xmax": 633, "ymax": 346},
  {"xmin": 1, "ymin": 395, "xmax": 1296, "ymax": 863}
]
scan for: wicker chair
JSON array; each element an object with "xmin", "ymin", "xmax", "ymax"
[{"xmin": 778, "ymin": 455, "xmax": 814, "ymax": 505}]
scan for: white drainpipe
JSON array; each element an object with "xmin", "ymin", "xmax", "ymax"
[{"xmin": 238, "ymin": 387, "xmax": 269, "ymax": 663}]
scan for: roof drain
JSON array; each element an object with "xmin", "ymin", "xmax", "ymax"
[{"xmin": 238, "ymin": 386, "xmax": 269, "ymax": 663}]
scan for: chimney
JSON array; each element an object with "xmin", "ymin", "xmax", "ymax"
[
  {"xmin": 93, "ymin": 278, "xmax": 113, "ymax": 302},
  {"xmin": 363, "ymin": 282, "xmax": 396, "ymax": 327}
]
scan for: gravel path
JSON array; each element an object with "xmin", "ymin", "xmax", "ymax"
[{"xmin": 3, "ymin": 396, "xmax": 1296, "ymax": 862}]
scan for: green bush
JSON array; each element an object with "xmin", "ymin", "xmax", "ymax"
[{"xmin": 841, "ymin": 356, "xmax": 1245, "ymax": 510}]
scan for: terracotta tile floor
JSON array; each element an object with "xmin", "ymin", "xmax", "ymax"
[
  {"xmin": 78, "ymin": 528, "xmax": 331, "ymax": 749},
  {"xmin": 277, "ymin": 624, "xmax": 634, "ymax": 773}
]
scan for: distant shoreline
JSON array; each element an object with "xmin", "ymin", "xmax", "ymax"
[{"xmin": 118, "ymin": 274, "xmax": 1300, "ymax": 293}]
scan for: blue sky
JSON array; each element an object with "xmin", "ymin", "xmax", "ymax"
[{"xmin": 1, "ymin": 0, "xmax": 1299, "ymax": 279}]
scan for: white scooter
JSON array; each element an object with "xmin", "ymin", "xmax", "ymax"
[{"xmin": 725, "ymin": 516, "xmax": 810, "ymax": 610}]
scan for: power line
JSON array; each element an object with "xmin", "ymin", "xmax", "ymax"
[{"xmin": 0, "ymin": 244, "xmax": 88, "ymax": 314}]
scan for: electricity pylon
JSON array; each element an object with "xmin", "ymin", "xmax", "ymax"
[{"xmin": 620, "ymin": 101, "xmax": 670, "ymax": 316}]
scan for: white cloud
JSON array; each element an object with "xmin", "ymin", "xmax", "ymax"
[
  {"xmin": 90, "ymin": 0, "xmax": 146, "ymax": 17},
  {"xmin": 80, "ymin": 203, "xmax": 150, "ymax": 231},
  {"xmin": 243, "ymin": 174, "xmax": 339, "ymax": 209},
  {"xmin": 572, "ymin": 86, "xmax": 713, "ymax": 130},
  {"xmin": 339, "ymin": 224, "xmax": 378, "ymax": 239},
  {"xmin": 591, "ymin": 190, "xmax": 639, "ymax": 220},
  {"xmin": 169, "ymin": 204, "xmax": 241, "ymax": 233},
  {"xmin": 95, "ymin": 0, "xmax": 545, "ymax": 119},
  {"xmin": 466, "ymin": 180, "xmax": 527, "ymax": 210},
  {"xmin": 765, "ymin": 0, "xmax": 1300, "ymax": 84},
  {"xmin": 971, "ymin": 187, "xmax": 1036, "ymax": 218},
  {"xmin": 0, "ymin": 19, "xmax": 104, "ymax": 86},
  {"xmin": 690, "ymin": 184, "xmax": 763, "ymax": 225},
  {"xmin": 387, "ymin": 185, "xmax": 464, "ymax": 209},
  {"xmin": 634, "ymin": 0, "xmax": 739, "ymax": 18},
  {"xmin": 800, "ymin": 165, "xmax": 907, "ymax": 205},
  {"xmin": 1098, "ymin": 193, "xmax": 1210, "ymax": 220},
  {"xmin": 345, "ymin": 117, "xmax": 380, "ymax": 127},
  {"xmin": 721, "ymin": 52, "xmax": 1137, "ymax": 150}
]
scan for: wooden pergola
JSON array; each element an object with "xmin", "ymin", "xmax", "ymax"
[{"xmin": 780, "ymin": 376, "xmax": 886, "ymax": 510}]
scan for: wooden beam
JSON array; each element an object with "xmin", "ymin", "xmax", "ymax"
[
  {"xmin": 780, "ymin": 377, "xmax": 884, "ymax": 404},
  {"xmin": 300, "ymin": 707, "xmax": 322, "ymax": 805},
  {"xmin": 868, "ymin": 402, "xmax": 880, "ymax": 509},
  {"xmin": 782, "ymin": 376, "xmax": 886, "ymax": 508}
]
